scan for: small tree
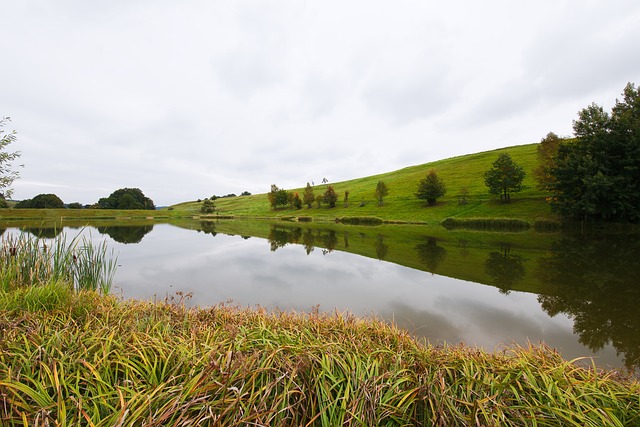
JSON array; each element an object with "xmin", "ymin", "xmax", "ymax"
[
  {"xmin": 457, "ymin": 186, "xmax": 469, "ymax": 205},
  {"xmin": 533, "ymin": 132, "xmax": 564, "ymax": 190},
  {"xmin": 292, "ymin": 192, "xmax": 302, "ymax": 210},
  {"xmin": 484, "ymin": 153, "xmax": 526, "ymax": 202},
  {"xmin": 374, "ymin": 181, "xmax": 388, "ymax": 206},
  {"xmin": 200, "ymin": 199, "xmax": 216, "ymax": 214},
  {"xmin": 344, "ymin": 190, "xmax": 350, "ymax": 207},
  {"xmin": 0, "ymin": 117, "xmax": 21, "ymax": 199},
  {"xmin": 303, "ymin": 182, "xmax": 315, "ymax": 208},
  {"xmin": 323, "ymin": 185, "xmax": 338, "ymax": 208},
  {"xmin": 416, "ymin": 170, "xmax": 446, "ymax": 206},
  {"xmin": 268, "ymin": 184, "xmax": 289, "ymax": 209}
]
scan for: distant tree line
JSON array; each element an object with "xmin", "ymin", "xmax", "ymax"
[{"xmin": 7, "ymin": 188, "xmax": 156, "ymax": 210}]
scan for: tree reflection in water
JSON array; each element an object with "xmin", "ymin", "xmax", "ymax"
[
  {"xmin": 97, "ymin": 225, "xmax": 154, "ymax": 244},
  {"xmin": 537, "ymin": 233, "xmax": 640, "ymax": 371},
  {"xmin": 484, "ymin": 243, "xmax": 526, "ymax": 294},
  {"xmin": 415, "ymin": 238, "xmax": 446, "ymax": 275}
]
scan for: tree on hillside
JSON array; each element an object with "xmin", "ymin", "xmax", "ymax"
[
  {"xmin": 549, "ymin": 82, "xmax": 640, "ymax": 222},
  {"xmin": 16, "ymin": 193, "xmax": 64, "ymax": 209},
  {"xmin": 200, "ymin": 199, "xmax": 216, "ymax": 214},
  {"xmin": 303, "ymin": 183, "xmax": 315, "ymax": 208},
  {"xmin": 267, "ymin": 184, "xmax": 289, "ymax": 209},
  {"xmin": 374, "ymin": 181, "xmax": 388, "ymax": 206},
  {"xmin": 98, "ymin": 188, "xmax": 155, "ymax": 210},
  {"xmin": 533, "ymin": 132, "xmax": 564, "ymax": 190},
  {"xmin": 323, "ymin": 185, "xmax": 338, "ymax": 208},
  {"xmin": 484, "ymin": 153, "xmax": 526, "ymax": 202},
  {"xmin": 0, "ymin": 117, "xmax": 21, "ymax": 199},
  {"xmin": 416, "ymin": 170, "xmax": 446, "ymax": 206}
]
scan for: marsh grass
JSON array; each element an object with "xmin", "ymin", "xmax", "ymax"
[
  {"xmin": 1, "ymin": 294, "xmax": 638, "ymax": 426},
  {"xmin": 0, "ymin": 231, "xmax": 117, "ymax": 294}
]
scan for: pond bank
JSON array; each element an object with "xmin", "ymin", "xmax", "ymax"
[{"xmin": 1, "ymin": 284, "xmax": 639, "ymax": 426}]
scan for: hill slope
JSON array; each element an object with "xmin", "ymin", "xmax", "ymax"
[{"xmin": 171, "ymin": 143, "xmax": 557, "ymax": 224}]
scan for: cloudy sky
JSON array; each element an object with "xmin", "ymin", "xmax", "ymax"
[{"xmin": 1, "ymin": 1, "xmax": 639, "ymax": 206}]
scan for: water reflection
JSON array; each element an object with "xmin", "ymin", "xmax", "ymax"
[
  {"xmin": 24, "ymin": 227, "xmax": 63, "ymax": 238},
  {"xmin": 4, "ymin": 221, "xmax": 638, "ymax": 372},
  {"xmin": 97, "ymin": 225, "xmax": 154, "ymax": 244},
  {"xmin": 484, "ymin": 244, "xmax": 525, "ymax": 294},
  {"xmin": 537, "ymin": 234, "xmax": 640, "ymax": 370},
  {"xmin": 416, "ymin": 238, "xmax": 447, "ymax": 275}
]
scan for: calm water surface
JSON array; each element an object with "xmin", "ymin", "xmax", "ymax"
[{"xmin": 6, "ymin": 221, "xmax": 638, "ymax": 373}]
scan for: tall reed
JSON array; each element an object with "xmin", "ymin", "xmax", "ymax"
[{"xmin": 0, "ymin": 230, "xmax": 117, "ymax": 294}]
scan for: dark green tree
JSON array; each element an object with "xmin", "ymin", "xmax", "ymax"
[
  {"xmin": 323, "ymin": 185, "xmax": 338, "ymax": 208},
  {"xmin": 374, "ymin": 181, "xmax": 388, "ymax": 206},
  {"xmin": 549, "ymin": 83, "xmax": 640, "ymax": 222},
  {"xmin": 16, "ymin": 193, "xmax": 64, "ymax": 209},
  {"xmin": 98, "ymin": 188, "xmax": 155, "ymax": 210},
  {"xmin": 67, "ymin": 202, "xmax": 83, "ymax": 209},
  {"xmin": 484, "ymin": 153, "xmax": 526, "ymax": 202},
  {"xmin": 416, "ymin": 169, "xmax": 446, "ymax": 206},
  {"xmin": 0, "ymin": 117, "xmax": 21, "ymax": 199},
  {"xmin": 303, "ymin": 183, "xmax": 315, "ymax": 208}
]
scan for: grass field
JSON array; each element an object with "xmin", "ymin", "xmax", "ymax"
[{"xmin": 172, "ymin": 143, "xmax": 560, "ymax": 224}]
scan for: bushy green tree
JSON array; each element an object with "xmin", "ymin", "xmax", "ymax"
[
  {"xmin": 0, "ymin": 117, "xmax": 21, "ymax": 199},
  {"xmin": 416, "ymin": 169, "xmax": 446, "ymax": 206},
  {"xmin": 97, "ymin": 188, "xmax": 155, "ymax": 210},
  {"xmin": 549, "ymin": 83, "xmax": 640, "ymax": 222},
  {"xmin": 303, "ymin": 183, "xmax": 315, "ymax": 208},
  {"xmin": 267, "ymin": 184, "xmax": 289, "ymax": 209},
  {"xmin": 16, "ymin": 193, "xmax": 64, "ymax": 209},
  {"xmin": 484, "ymin": 153, "xmax": 526, "ymax": 202},
  {"xmin": 200, "ymin": 199, "xmax": 216, "ymax": 214},
  {"xmin": 374, "ymin": 181, "xmax": 388, "ymax": 206},
  {"xmin": 67, "ymin": 202, "xmax": 83, "ymax": 209},
  {"xmin": 323, "ymin": 185, "xmax": 338, "ymax": 208}
]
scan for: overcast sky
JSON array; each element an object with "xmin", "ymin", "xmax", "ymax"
[{"xmin": 1, "ymin": 1, "xmax": 639, "ymax": 206}]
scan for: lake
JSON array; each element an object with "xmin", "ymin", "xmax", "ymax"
[{"xmin": 4, "ymin": 219, "xmax": 639, "ymax": 373}]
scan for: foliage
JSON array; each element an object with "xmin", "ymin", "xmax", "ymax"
[
  {"xmin": 0, "ymin": 195, "xmax": 8, "ymax": 209},
  {"xmin": 98, "ymin": 188, "xmax": 155, "ymax": 210},
  {"xmin": 549, "ymin": 82, "xmax": 640, "ymax": 222},
  {"xmin": 0, "ymin": 117, "xmax": 21, "ymax": 199},
  {"xmin": 416, "ymin": 169, "xmax": 446, "ymax": 206},
  {"xmin": 15, "ymin": 193, "xmax": 64, "ymax": 209},
  {"xmin": 267, "ymin": 184, "xmax": 289, "ymax": 210},
  {"xmin": 441, "ymin": 217, "xmax": 530, "ymax": 231},
  {"xmin": 374, "ymin": 180, "xmax": 388, "ymax": 205},
  {"xmin": 303, "ymin": 182, "xmax": 315, "ymax": 208},
  {"xmin": 67, "ymin": 202, "xmax": 83, "ymax": 209},
  {"xmin": 484, "ymin": 153, "xmax": 526, "ymax": 202},
  {"xmin": 323, "ymin": 185, "xmax": 338, "ymax": 208},
  {"xmin": 200, "ymin": 198, "xmax": 216, "ymax": 214},
  {"xmin": 291, "ymin": 192, "xmax": 302, "ymax": 210},
  {"xmin": 533, "ymin": 132, "xmax": 565, "ymax": 190}
]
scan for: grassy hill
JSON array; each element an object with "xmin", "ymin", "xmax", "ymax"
[{"xmin": 173, "ymin": 143, "xmax": 558, "ymax": 224}]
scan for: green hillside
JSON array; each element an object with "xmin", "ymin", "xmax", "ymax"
[{"xmin": 173, "ymin": 143, "xmax": 558, "ymax": 224}]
